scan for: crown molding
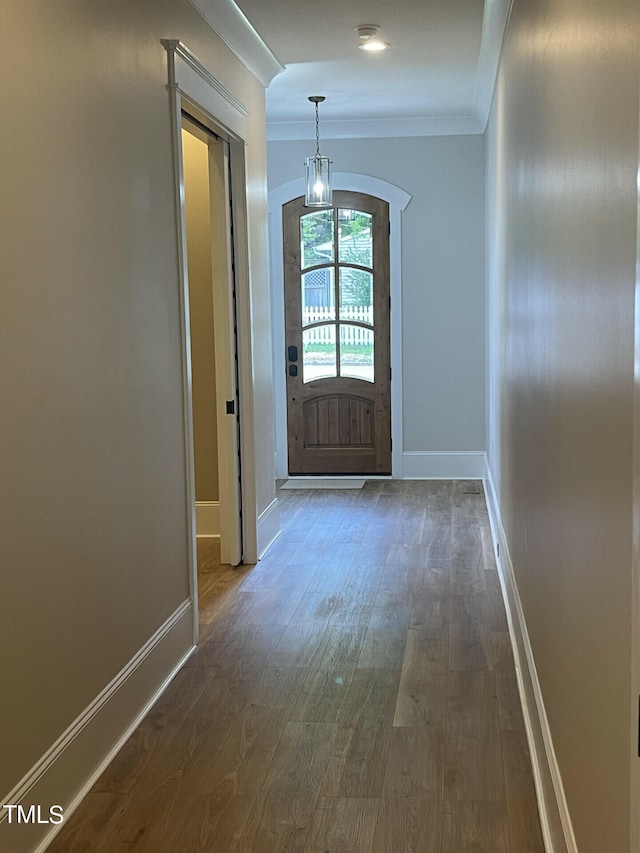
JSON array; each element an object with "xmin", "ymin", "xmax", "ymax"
[
  {"xmin": 267, "ymin": 114, "xmax": 484, "ymax": 141},
  {"xmin": 472, "ymin": 0, "xmax": 514, "ymax": 132},
  {"xmin": 187, "ymin": 0, "xmax": 283, "ymax": 87}
]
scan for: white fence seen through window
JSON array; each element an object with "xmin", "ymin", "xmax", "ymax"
[{"xmin": 303, "ymin": 306, "xmax": 373, "ymax": 347}]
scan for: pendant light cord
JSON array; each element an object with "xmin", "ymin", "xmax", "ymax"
[{"xmin": 315, "ymin": 100, "xmax": 321, "ymax": 157}]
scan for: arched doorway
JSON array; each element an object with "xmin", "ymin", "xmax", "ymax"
[{"xmin": 269, "ymin": 173, "xmax": 412, "ymax": 478}]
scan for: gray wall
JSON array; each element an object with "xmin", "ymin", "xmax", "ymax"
[
  {"xmin": 486, "ymin": 0, "xmax": 639, "ymax": 849},
  {"xmin": 268, "ymin": 135, "xmax": 486, "ymax": 453},
  {"xmin": 0, "ymin": 0, "xmax": 274, "ymax": 822}
]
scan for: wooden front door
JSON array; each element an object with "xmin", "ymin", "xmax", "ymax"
[{"xmin": 284, "ymin": 191, "xmax": 391, "ymax": 474}]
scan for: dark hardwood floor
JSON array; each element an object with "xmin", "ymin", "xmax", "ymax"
[{"xmin": 47, "ymin": 480, "xmax": 545, "ymax": 852}]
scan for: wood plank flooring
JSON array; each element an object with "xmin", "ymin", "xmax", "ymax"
[{"xmin": 47, "ymin": 480, "xmax": 544, "ymax": 852}]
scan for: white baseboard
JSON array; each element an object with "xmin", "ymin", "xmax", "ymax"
[
  {"xmin": 195, "ymin": 500, "xmax": 220, "ymax": 538},
  {"xmin": 0, "ymin": 601, "xmax": 195, "ymax": 853},
  {"xmin": 483, "ymin": 463, "xmax": 577, "ymax": 853},
  {"xmin": 275, "ymin": 450, "xmax": 287, "ymax": 481},
  {"xmin": 402, "ymin": 450, "xmax": 485, "ymax": 479},
  {"xmin": 257, "ymin": 497, "xmax": 281, "ymax": 559}
]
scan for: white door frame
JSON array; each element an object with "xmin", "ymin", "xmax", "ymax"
[
  {"xmin": 162, "ymin": 39, "xmax": 258, "ymax": 642},
  {"xmin": 632, "ymin": 95, "xmax": 640, "ymax": 853},
  {"xmin": 269, "ymin": 173, "xmax": 411, "ymax": 479}
]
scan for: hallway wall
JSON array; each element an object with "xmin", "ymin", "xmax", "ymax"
[
  {"xmin": 0, "ymin": 1, "xmax": 276, "ymax": 847},
  {"xmin": 485, "ymin": 0, "xmax": 640, "ymax": 850},
  {"xmin": 268, "ymin": 135, "xmax": 486, "ymax": 458}
]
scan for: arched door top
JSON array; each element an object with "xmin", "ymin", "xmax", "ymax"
[{"xmin": 269, "ymin": 172, "xmax": 412, "ymax": 214}]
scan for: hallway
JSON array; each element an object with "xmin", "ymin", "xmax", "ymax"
[{"xmin": 48, "ymin": 480, "xmax": 544, "ymax": 852}]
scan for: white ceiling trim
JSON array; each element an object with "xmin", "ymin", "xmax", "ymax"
[
  {"xmin": 471, "ymin": 0, "xmax": 514, "ymax": 131},
  {"xmin": 267, "ymin": 114, "xmax": 484, "ymax": 141},
  {"xmin": 187, "ymin": 0, "xmax": 283, "ymax": 87}
]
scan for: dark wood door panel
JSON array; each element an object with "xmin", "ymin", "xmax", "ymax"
[{"xmin": 304, "ymin": 395, "xmax": 374, "ymax": 447}]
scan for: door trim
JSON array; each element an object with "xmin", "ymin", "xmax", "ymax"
[
  {"xmin": 163, "ymin": 39, "xmax": 258, "ymax": 644},
  {"xmin": 269, "ymin": 173, "xmax": 411, "ymax": 479},
  {"xmin": 205, "ymin": 130, "xmax": 243, "ymax": 564},
  {"xmin": 632, "ymin": 94, "xmax": 640, "ymax": 853}
]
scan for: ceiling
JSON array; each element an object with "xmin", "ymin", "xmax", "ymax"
[{"xmin": 232, "ymin": 0, "xmax": 511, "ymax": 139}]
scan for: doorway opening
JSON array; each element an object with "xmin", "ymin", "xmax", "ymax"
[
  {"xmin": 162, "ymin": 39, "xmax": 261, "ymax": 647},
  {"xmin": 181, "ymin": 114, "xmax": 242, "ymax": 579}
]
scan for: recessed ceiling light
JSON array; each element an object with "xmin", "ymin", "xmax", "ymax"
[{"xmin": 356, "ymin": 25, "xmax": 388, "ymax": 52}]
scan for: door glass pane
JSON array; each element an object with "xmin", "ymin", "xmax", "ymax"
[
  {"xmin": 339, "ymin": 268, "xmax": 373, "ymax": 322},
  {"xmin": 338, "ymin": 210, "xmax": 372, "ymax": 268},
  {"xmin": 301, "ymin": 210, "xmax": 334, "ymax": 269},
  {"xmin": 303, "ymin": 325, "xmax": 336, "ymax": 383},
  {"xmin": 340, "ymin": 325, "xmax": 374, "ymax": 383},
  {"xmin": 302, "ymin": 268, "xmax": 335, "ymax": 323}
]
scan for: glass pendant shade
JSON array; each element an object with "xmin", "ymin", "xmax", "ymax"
[
  {"xmin": 305, "ymin": 155, "xmax": 332, "ymax": 207},
  {"xmin": 304, "ymin": 96, "xmax": 332, "ymax": 207}
]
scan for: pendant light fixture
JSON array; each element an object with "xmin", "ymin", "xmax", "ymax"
[{"xmin": 304, "ymin": 96, "xmax": 332, "ymax": 207}]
